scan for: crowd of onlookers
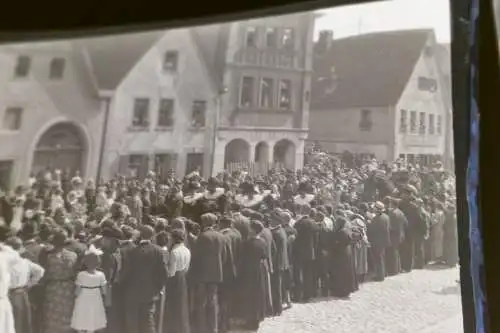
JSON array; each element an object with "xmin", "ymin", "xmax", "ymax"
[{"xmin": 0, "ymin": 150, "xmax": 458, "ymax": 333}]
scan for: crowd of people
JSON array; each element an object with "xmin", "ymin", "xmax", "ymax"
[{"xmin": 0, "ymin": 150, "xmax": 458, "ymax": 333}]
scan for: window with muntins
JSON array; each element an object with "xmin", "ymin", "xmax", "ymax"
[
  {"xmin": 282, "ymin": 28, "xmax": 295, "ymax": 49},
  {"xmin": 132, "ymin": 98, "xmax": 150, "ymax": 128},
  {"xmin": 14, "ymin": 56, "xmax": 31, "ymax": 78},
  {"xmin": 437, "ymin": 115, "xmax": 442, "ymax": 135},
  {"xmin": 260, "ymin": 78, "xmax": 274, "ymax": 108},
  {"xmin": 2, "ymin": 107, "xmax": 23, "ymax": 130},
  {"xmin": 399, "ymin": 109, "xmax": 408, "ymax": 133},
  {"xmin": 428, "ymin": 114, "xmax": 435, "ymax": 134},
  {"xmin": 265, "ymin": 28, "xmax": 277, "ymax": 48},
  {"xmin": 359, "ymin": 109, "xmax": 373, "ymax": 131},
  {"xmin": 158, "ymin": 99, "xmax": 174, "ymax": 127},
  {"xmin": 419, "ymin": 111, "xmax": 426, "ymax": 134},
  {"xmin": 245, "ymin": 27, "xmax": 257, "ymax": 47},
  {"xmin": 278, "ymin": 79, "xmax": 292, "ymax": 110},
  {"xmin": 409, "ymin": 111, "xmax": 417, "ymax": 133},
  {"xmin": 191, "ymin": 100, "xmax": 207, "ymax": 127},
  {"xmin": 163, "ymin": 51, "xmax": 179, "ymax": 72},
  {"xmin": 49, "ymin": 58, "xmax": 65, "ymax": 79},
  {"xmin": 240, "ymin": 76, "xmax": 255, "ymax": 108}
]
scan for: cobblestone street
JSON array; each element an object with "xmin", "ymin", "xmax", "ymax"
[{"xmin": 245, "ymin": 266, "xmax": 462, "ymax": 333}]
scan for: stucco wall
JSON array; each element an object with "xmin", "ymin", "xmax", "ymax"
[
  {"xmin": 0, "ymin": 42, "xmax": 103, "ymax": 187},
  {"xmin": 395, "ymin": 38, "xmax": 447, "ymax": 160},
  {"xmin": 101, "ymin": 28, "xmax": 217, "ymax": 179}
]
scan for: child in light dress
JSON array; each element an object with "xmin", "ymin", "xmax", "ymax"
[{"xmin": 71, "ymin": 244, "xmax": 107, "ymax": 333}]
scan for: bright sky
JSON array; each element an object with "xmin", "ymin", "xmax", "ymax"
[{"xmin": 315, "ymin": 0, "xmax": 451, "ymax": 43}]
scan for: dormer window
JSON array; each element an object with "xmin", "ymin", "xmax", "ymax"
[{"xmin": 163, "ymin": 51, "xmax": 179, "ymax": 72}]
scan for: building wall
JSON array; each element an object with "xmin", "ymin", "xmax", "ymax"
[
  {"xmin": 0, "ymin": 42, "xmax": 103, "ymax": 188},
  {"xmin": 394, "ymin": 38, "xmax": 447, "ymax": 162},
  {"xmin": 217, "ymin": 13, "xmax": 314, "ymax": 171},
  {"xmin": 101, "ymin": 29, "xmax": 217, "ymax": 179},
  {"xmin": 308, "ymin": 106, "xmax": 395, "ymax": 161}
]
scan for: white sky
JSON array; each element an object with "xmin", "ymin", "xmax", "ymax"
[{"xmin": 315, "ymin": 0, "xmax": 451, "ymax": 43}]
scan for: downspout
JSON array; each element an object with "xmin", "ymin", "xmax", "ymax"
[{"xmin": 96, "ymin": 96, "xmax": 111, "ymax": 183}]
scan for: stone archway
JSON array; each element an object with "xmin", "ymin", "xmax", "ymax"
[
  {"xmin": 32, "ymin": 122, "xmax": 86, "ymax": 177},
  {"xmin": 254, "ymin": 141, "xmax": 270, "ymax": 163},
  {"xmin": 224, "ymin": 139, "xmax": 250, "ymax": 167},
  {"xmin": 273, "ymin": 139, "xmax": 296, "ymax": 170}
]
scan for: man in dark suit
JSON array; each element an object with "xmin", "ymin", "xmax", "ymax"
[
  {"xmin": 385, "ymin": 197, "xmax": 408, "ymax": 276},
  {"xmin": 121, "ymin": 225, "xmax": 168, "ymax": 333},
  {"xmin": 218, "ymin": 215, "xmax": 242, "ymax": 333},
  {"xmin": 368, "ymin": 202, "xmax": 391, "ymax": 281},
  {"xmin": 270, "ymin": 211, "xmax": 289, "ymax": 316},
  {"xmin": 191, "ymin": 213, "xmax": 226, "ymax": 333}
]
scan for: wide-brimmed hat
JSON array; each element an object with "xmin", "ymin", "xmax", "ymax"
[{"xmin": 374, "ymin": 201, "xmax": 385, "ymax": 211}]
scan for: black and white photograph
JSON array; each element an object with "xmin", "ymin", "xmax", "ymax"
[{"xmin": 0, "ymin": 0, "xmax": 463, "ymax": 332}]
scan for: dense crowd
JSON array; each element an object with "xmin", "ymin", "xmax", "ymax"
[{"xmin": 0, "ymin": 151, "xmax": 458, "ymax": 333}]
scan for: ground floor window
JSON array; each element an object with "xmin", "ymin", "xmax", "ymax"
[
  {"xmin": 186, "ymin": 153, "xmax": 204, "ymax": 176},
  {"xmin": 0, "ymin": 160, "xmax": 13, "ymax": 191}
]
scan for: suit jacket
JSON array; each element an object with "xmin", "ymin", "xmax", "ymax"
[
  {"xmin": 368, "ymin": 213, "xmax": 391, "ymax": 250},
  {"xmin": 260, "ymin": 228, "xmax": 275, "ymax": 274},
  {"xmin": 121, "ymin": 241, "xmax": 168, "ymax": 303},
  {"xmin": 191, "ymin": 228, "xmax": 226, "ymax": 284},
  {"xmin": 271, "ymin": 226, "xmax": 289, "ymax": 272},
  {"xmin": 388, "ymin": 208, "xmax": 408, "ymax": 246},
  {"xmin": 221, "ymin": 228, "xmax": 242, "ymax": 281},
  {"xmin": 294, "ymin": 217, "xmax": 319, "ymax": 262}
]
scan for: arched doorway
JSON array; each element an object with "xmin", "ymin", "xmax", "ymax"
[
  {"xmin": 32, "ymin": 122, "xmax": 85, "ymax": 177},
  {"xmin": 224, "ymin": 139, "xmax": 250, "ymax": 167},
  {"xmin": 273, "ymin": 139, "xmax": 296, "ymax": 170}
]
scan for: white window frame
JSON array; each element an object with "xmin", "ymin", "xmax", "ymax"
[
  {"xmin": 259, "ymin": 77, "xmax": 274, "ymax": 109},
  {"xmin": 239, "ymin": 76, "xmax": 255, "ymax": 108}
]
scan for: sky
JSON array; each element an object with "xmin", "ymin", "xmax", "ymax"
[{"xmin": 314, "ymin": 0, "xmax": 451, "ymax": 43}]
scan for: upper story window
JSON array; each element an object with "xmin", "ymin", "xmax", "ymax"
[
  {"xmin": 265, "ymin": 28, "xmax": 277, "ymax": 48},
  {"xmin": 418, "ymin": 76, "xmax": 438, "ymax": 92},
  {"xmin": 409, "ymin": 111, "xmax": 417, "ymax": 133},
  {"xmin": 191, "ymin": 100, "xmax": 207, "ymax": 127},
  {"xmin": 399, "ymin": 109, "xmax": 408, "ymax": 133},
  {"xmin": 245, "ymin": 27, "xmax": 257, "ymax": 47},
  {"xmin": 428, "ymin": 114, "xmax": 435, "ymax": 134},
  {"xmin": 163, "ymin": 51, "xmax": 179, "ymax": 72},
  {"xmin": 419, "ymin": 111, "xmax": 426, "ymax": 134},
  {"xmin": 259, "ymin": 78, "xmax": 274, "ymax": 108},
  {"xmin": 158, "ymin": 98, "xmax": 174, "ymax": 127},
  {"xmin": 240, "ymin": 76, "xmax": 255, "ymax": 108},
  {"xmin": 132, "ymin": 98, "xmax": 150, "ymax": 128},
  {"xmin": 437, "ymin": 115, "xmax": 443, "ymax": 135},
  {"xmin": 278, "ymin": 79, "xmax": 292, "ymax": 110},
  {"xmin": 49, "ymin": 57, "xmax": 66, "ymax": 80},
  {"xmin": 2, "ymin": 107, "xmax": 23, "ymax": 131},
  {"xmin": 359, "ymin": 109, "xmax": 373, "ymax": 131},
  {"xmin": 282, "ymin": 28, "xmax": 295, "ymax": 50},
  {"xmin": 14, "ymin": 55, "xmax": 31, "ymax": 78}
]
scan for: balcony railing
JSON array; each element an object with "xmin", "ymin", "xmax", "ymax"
[{"xmin": 233, "ymin": 48, "xmax": 300, "ymax": 69}]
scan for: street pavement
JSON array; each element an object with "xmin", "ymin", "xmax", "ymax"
[{"xmin": 233, "ymin": 266, "xmax": 463, "ymax": 333}]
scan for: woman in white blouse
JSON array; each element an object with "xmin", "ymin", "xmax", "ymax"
[{"xmin": 163, "ymin": 229, "xmax": 191, "ymax": 333}]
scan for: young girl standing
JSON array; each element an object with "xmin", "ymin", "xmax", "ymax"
[{"xmin": 71, "ymin": 244, "xmax": 107, "ymax": 333}]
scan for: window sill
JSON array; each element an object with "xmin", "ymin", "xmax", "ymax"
[
  {"xmin": 162, "ymin": 69, "xmax": 178, "ymax": 74},
  {"xmin": 0, "ymin": 129, "xmax": 21, "ymax": 134},
  {"xmin": 237, "ymin": 107, "xmax": 294, "ymax": 114},
  {"xmin": 127, "ymin": 126, "xmax": 150, "ymax": 132},
  {"xmin": 155, "ymin": 127, "xmax": 174, "ymax": 132}
]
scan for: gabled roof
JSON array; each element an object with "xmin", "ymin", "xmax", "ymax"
[
  {"xmin": 191, "ymin": 24, "xmax": 230, "ymax": 92},
  {"xmin": 77, "ymin": 30, "xmax": 165, "ymax": 91},
  {"xmin": 311, "ymin": 29, "xmax": 433, "ymax": 110}
]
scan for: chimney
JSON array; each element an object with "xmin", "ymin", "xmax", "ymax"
[{"xmin": 316, "ymin": 30, "xmax": 334, "ymax": 54}]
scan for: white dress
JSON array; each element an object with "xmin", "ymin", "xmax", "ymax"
[
  {"xmin": 0, "ymin": 245, "xmax": 17, "ymax": 333},
  {"xmin": 71, "ymin": 270, "xmax": 107, "ymax": 331}
]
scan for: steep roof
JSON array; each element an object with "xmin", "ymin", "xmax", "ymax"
[
  {"xmin": 191, "ymin": 23, "xmax": 230, "ymax": 92},
  {"xmin": 434, "ymin": 43, "xmax": 451, "ymax": 76},
  {"xmin": 78, "ymin": 30, "xmax": 165, "ymax": 90},
  {"xmin": 311, "ymin": 29, "xmax": 433, "ymax": 110}
]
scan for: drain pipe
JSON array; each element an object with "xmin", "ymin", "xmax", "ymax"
[{"xmin": 96, "ymin": 96, "xmax": 111, "ymax": 183}]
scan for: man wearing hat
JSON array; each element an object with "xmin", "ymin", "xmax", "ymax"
[
  {"xmin": 367, "ymin": 201, "xmax": 391, "ymax": 281},
  {"xmin": 385, "ymin": 197, "xmax": 408, "ymax": 276},
  {"xmin": 269, "ymin": 211, "xmax": 289, "ymax": 316},
  {"xmin": 190, "ymin": 213, "xmax": 226, "ymax": 333},
  {"xmin": 121, "ymin": 225, "xmax": 168, "ymax": 333}
]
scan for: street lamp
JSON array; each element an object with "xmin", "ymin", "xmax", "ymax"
[{"xmin": 209, "ymin": 87, "xmax": 228, "ymax": 176}]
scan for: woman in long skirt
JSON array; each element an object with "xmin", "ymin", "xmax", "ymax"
[{"xmin": 40, "ymin": 229, "xmax": 78, "ymax": 333}]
